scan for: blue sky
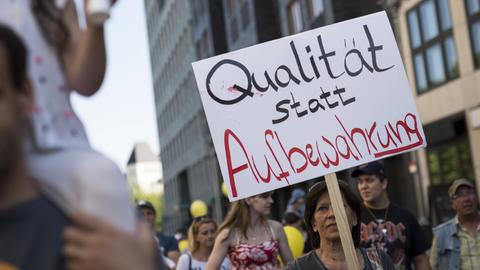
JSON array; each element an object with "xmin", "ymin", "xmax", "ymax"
[{"xmin": 72, "ymin": 0, "xmax": 159, "ymax": 171}]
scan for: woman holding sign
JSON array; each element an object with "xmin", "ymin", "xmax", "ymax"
[
  {"xmin": 285, "ymin": 180, "xmax": 395, "ymax": 270},
  {"xmin": 206, "ymin": 191, "xmax": 293, "ymax": 269}
]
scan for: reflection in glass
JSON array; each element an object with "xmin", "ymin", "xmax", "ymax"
[
  {"xmin": 289, "ymin": 1, "xmax": 303, "ymax": 34},
  {"xmin": 467, "ymin": 0, "xmax": 480, "ymax": 15},
  {"xmin": 311, "ymin": 0, "xmax": 324, "ymax": 17},
  {"xmin": 438, "ymin": 0, "xmax": 452, "ymax": 30},
  {"xmin": 440, "ymin": 146, "xmax": 460, "ymax": 183},
  {"xmin": 408, "ymin": 10, "xmax": 421, "ymax": 49},
  {"xmin": 426, "ymin": 44, "xmax": 446, "ymax": 86},
  {"xmin": 240, "ymin": 1, "xmax": 250, "ymax": 30},
  {"xmin": 459, "ymin": 143, "xmax": 475, "ymax": 181},
  {"xmin": 444, "ymin": 37, "xmax": 458, "ymax": 78},
  {"xmin": 428, "ymin": 152, "xmax": 441, "ymax": 185},
  {"xmin": 414, "ymin": 54, "xmax": 428, "ymax": 92},
  {"xmin": 420, "ymin": 0, "xmax": 439, "ymax": 42},
  {"xmin": 472, "ymin": 22, "xmax": 480, "ymax": 65}
]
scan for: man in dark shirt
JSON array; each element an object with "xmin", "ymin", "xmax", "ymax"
[
  {"xmin": 138, "ymin": 200, "xmax": 179, "ymax": 268},
  {"xmin": 0, "ymin": 25, "xmax": 70, "ymax": 270},
  {"xmin": 352, "ymin": 161, "xmax": 431, "ymax": 270},
  {"xmin": 0, "ymin": 24, "xmax": 167, "ymax": 270}
]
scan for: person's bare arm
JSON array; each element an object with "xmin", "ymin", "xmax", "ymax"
[
  {"xmin": 206, "ymin": 229, "xmax": 231, "ymax": 270},
  {"xmin": 271, "ymin": 220, "xmax": 294, "ymax": 265},
  {"xmin": 61, "ymin": 0, "xmax": 107, "ymax": 96},
  {"xmin": 414, "ymin": 253, "xmax": 432, "ymax": 270},
  {"xmin": 63, "ymin": 213, "xmax": 156, "ymax": 270},
  {"xmin": 430, "ymin": 237, "xmax": 438, "ymax": 269}
]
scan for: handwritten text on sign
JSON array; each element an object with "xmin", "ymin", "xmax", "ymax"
[{"xmin": 192, "ymin": 12, "xmax": 426, "ymax": 201}]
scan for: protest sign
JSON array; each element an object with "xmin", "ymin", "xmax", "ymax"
[{"xmin": 192, "ymin": 11, "xmax": 426, "ymax": 202}]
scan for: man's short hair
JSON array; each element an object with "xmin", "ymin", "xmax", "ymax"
[
  {"xmin": 137, "ymin": 200, "xmax": 156, "ymax": 215},
  {"xmin": 0, "ymin": 24, "xmax": 27, "ymax": 90}
]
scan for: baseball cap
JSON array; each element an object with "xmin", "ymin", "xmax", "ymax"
[
  {"xmin": 351, "ymin": 161, "xmax": 385, "ymax": 178},
  {"xmin": 137, "ymin": 200, "xmax": 156, "ymax": 214},
  {"xmin": 448, "ymin": 178, "xmax": 474, "ymax": 199}
]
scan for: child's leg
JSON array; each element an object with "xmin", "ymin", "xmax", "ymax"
[{"xmin": 26, "ymin": 148, "xmax": 136, "ymax": 233}]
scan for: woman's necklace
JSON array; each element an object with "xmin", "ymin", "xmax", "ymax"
[{"xmin": 364, "ymin": 203, "xmax": 389, "ymax": 224}]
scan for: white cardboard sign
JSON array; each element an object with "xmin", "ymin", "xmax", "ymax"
[{"xmin": 192, "ymin": 11, "xmax": 426, "ymax": 201}]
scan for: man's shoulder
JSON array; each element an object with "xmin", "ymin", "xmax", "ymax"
[
  {"xmin": 433, "ymin": 218, "xmax": 457, "ymax": 233},
  {"xmin": 157, "ymin": 232, "xmax": 175, "ymax": 241},
  {"xmin": 0, "ymin": 194, "xmax": 69, "ymax": 270},
  {"xmin": 287, "ymin": 251, "xmax": 325, "ymax": 270},
  {"xmin": 37, "ymin": 194, "xmax": 71, "ymax": 226},
  {"xmin": 157, "ymin": 232, "xmax": 178, "ymax": 250},
  {"xmin": 0, "ymin": 194, "xmax": 70, "ymax": 227},
  {"xmin": 389, "ymin": 203, "xmax": 418, "ymax": 220}
]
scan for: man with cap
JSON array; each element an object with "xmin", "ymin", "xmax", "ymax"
[
  {"xmin": 138, "ymin": 200, "xmax": 180, "ymax": 269},
  {"xmin": 352, "ymin": 161, "xmax": 431, "ymax": 270},
  {"xmin": 430, "ymin": 178, "xmax": 480, "ymax": 270}
]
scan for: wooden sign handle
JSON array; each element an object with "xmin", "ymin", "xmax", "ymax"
[{"xmin": 325, "ymin": 173, "xmax": 361, "ymax": 270}]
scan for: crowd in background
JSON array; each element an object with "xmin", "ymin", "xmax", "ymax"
[{"xmin": 0, "ymin": 0, "xmax": 479, "ymax": 270}]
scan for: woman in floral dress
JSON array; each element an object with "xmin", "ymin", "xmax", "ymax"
[{"xmin": 206, "ymin": 192, "xmax": 293, "ymax": 270}]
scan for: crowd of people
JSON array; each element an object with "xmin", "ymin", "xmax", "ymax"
[
  {"xmin": 136, "ymin": 160, "xmax": 479, "ymax": 270},
  {"xmin": 0, "ymin": 0, "xmax": 479, "ymax": 270}
]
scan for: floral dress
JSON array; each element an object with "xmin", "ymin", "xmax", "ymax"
[{"xmin": 228, "ymin": 224, "xmax": 280, "ymax": 270}]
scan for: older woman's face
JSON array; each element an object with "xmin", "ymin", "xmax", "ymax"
[{"xmin": 311, "ymin": 192, "xmax": 357, "ymax": 242}]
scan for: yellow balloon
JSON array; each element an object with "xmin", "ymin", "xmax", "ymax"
[
  {"xmin": 221, "ymin": 182, "xmax": 228, "ymax": 197},
  {"xmin": 190, "ymin": 200, "xmax": 207, "ymax": 217},
  {"xmin": 178, "ymin": 239, "xmax": 188, "ymax": 252},
  {"xmin": 283, "ymin": 226, "xmax": 304, "ymax": 259}
]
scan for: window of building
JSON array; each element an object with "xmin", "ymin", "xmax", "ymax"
[
  {"xmin": 288, "ymin": 0, "xmax": 303, "ymax": 34},
  {"xmin": 195, "ymin": 31, "xmax": 210, "ymax": 60},
  {"xmin": 225, "ymin": 0, "xmax": 239, "ymax": 42},
  {"xmin": 230, "ymin": 16, "xmax": 239, "ymax": 42},
  {"xmin": 307, "ymin": 0, "xmax": 324, "ymax": 19},
  {"xmin": 425, "ymin": 114, "xmax": 475, "ymax": 224},
  {"xmin": 158, "ymin": 0, "xmax": 165, "ymax": 11},
  {"xmin": 428, "ymin": 141, "xmax": 474, "ymax": 186},
  {"xmin": 226, "ymin": 0, "xmax": 236, "ymax": 17},
  {"xmin": 240, "ymin": 0, "xmax": 250, "ymax": 30},
  {"xmin": 407, "ymin": 0, "xmax": 458, "ymax": 94},
  {"xmin": 466, "ymin": 0, "xmax": 480, "ymax": 67}
]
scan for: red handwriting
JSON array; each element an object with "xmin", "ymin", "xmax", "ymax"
[{"xmin": 224, "ymin": 112, "xmax": 423, "ymax": 197}]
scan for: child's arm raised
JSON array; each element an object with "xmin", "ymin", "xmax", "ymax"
[{"xmin": 61, "ymin": 0, "xmax": 110, "ymax": 96}]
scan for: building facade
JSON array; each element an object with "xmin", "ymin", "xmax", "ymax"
[
  {"xmin": 126, "ymin": 143, "xmax": 164, "ymax": 194},
  {"xmin": 144, "ymin": 0, "xmax": 228, "ymax": 232},
  {"xmin": 397, "ymin": 0, "xmax": 480, "ymax": 225},
  {"xmin": 145, "ymin": 0, "xmax": 480, "ymax": 231}
]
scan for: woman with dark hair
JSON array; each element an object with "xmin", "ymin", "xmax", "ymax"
[
  {"xmin": 176, "ymin": 217, "xmax": 230, "ymax": 270},
  {"xmin": 206, "ymin": 192, "xmax": 293, "ymax": 270},
  {"xmin": 286, "ymin": 180, "xmax": 395, "ymax": 270},
  {"xmin": 0, "ymin": 0, "xmax": 136, "ymax": 234}
]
